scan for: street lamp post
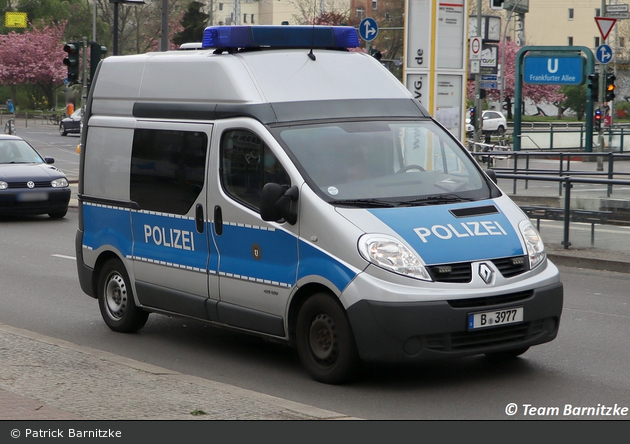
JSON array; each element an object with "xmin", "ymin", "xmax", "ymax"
[{"xmin": 109, "ymin": 0, "xmax": 146, "ymax": 56}]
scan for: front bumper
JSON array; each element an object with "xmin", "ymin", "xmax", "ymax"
[
  {"xmin": 0, "ymin": 187, "xmax": 71, "ymax": 215},
  {"xmin": 346, "ymin": 281, "xmax": 563, "ymax": 363}
]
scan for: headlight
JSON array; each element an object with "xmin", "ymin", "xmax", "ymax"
[
  {"xmin": 519, "ymin": 219, "xmax": 546, "ymax": 269},
  {"xmin": 0, "ymin": 181, "xmax": 7, "ymax": 190},
  {"xmin": 358, "ymin": 234, "xmax": 432, "ymax": 281},
  {"xmin": 51, "ymin": 177, "xmax": 69, "ymax": 188}
]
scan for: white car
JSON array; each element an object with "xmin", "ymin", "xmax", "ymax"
[{"xmin": 466, "ymin": 110, "xmax": 507, "ymax": 135}]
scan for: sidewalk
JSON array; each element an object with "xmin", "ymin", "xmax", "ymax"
[{"xmin": 0, "ymin": 323, "xmax": 358, "ymax": 421}]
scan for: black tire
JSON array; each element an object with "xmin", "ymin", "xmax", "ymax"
[
  {"xmin": 496, "ymin": 125, "xmax": 505, "ymax": 136},
  {"xmin": 59, "ymin": 123, "xmax": 67, "ymax": 136},
  {"xmin": 97, "ymin": 258, "xmax": 149, "ymax": 333},
  {"xmin": 48, "ymin": 208, "xmax": 67, "ymax": 219},
  {"xmin": 484, "ymin": 346, "xmax": 529, "ymax": 360},
  {"xmin": 296, "ymin": 293, "xmax": 360, "ymax": 384}
]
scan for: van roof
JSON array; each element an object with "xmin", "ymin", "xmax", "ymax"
[{"xmin": 91, "ymin": 41, "xmax": 428, "ymax": 123}]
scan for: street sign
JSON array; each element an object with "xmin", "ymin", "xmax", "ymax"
[
  {"xmin": 606, "ymin": 11, "xmax": 630, "ymax": 19},
  {"xmin": 606, "ymin": 4, "xmax": 628, "ymax": 12},
  {"xmin": 595, "ymin": 17, "xmax": 617, "ymax": 41},
  {"xmin": 523, "ymin": 54, "xmax": 584, "ymax": 85},
  {"xmin": 480, "ymin": 81, "xmax": 499, "ymax": 89},
  {"xmin": 359, "ymin": 18, "xmax": 378, "ymax": 42},
  {"xmin": 470, "ymin": 37, "xmax": 482, "ymax": 60},
  {"xmin": 596, "ymin": 44, "xmax": 613, "ymax": 64}
]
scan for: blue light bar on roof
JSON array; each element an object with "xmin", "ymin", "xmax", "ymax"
[{"xmin": 202, "ymin": 25, "xmax": 359, "ymax": 50}]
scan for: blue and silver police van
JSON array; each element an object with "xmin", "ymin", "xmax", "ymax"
[{"xmin": 75, "ymin": 25, "xmax": 563, "ymax": 384}]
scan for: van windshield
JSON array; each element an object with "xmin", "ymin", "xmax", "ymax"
[{"xmin": 272, "ymin": 120, "xmax": 496, "ymax": 207}]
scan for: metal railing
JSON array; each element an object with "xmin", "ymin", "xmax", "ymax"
[
  {"xmin": 474, "ymin": 151, "xmax": 630, "ymax": 198},
  {"xmin": 471, "ymin": 150, "xmax": 630, "ymax": 249}
]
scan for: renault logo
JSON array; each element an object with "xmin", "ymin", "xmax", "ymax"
[{"xmin": 478, "ymin": 263, "xmax": 493, "ymax": 284}]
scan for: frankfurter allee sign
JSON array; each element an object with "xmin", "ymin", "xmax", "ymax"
[{"xmin": 523, "ymin": 54, "xmax": 584, "ymax": 85}]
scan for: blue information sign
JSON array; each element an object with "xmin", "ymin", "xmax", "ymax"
[
  {"xmin": 523, "ymin": 55, "xmax": 584, "ymax": 85},
  {"xmin": 359, "ymin": 18, "xmax": 378, "ymax": 42},
  {"xmin": 596, "ymin": 44, "xmax": 613, "ymax": 65}
]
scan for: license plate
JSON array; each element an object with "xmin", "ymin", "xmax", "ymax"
[
  {"xmin": 468, "ymin": 307, "xmax": 524, "ymax": 330},
  {"xmin": 17, "ymin": 192, "xmax": 48, "ymax": 202}
]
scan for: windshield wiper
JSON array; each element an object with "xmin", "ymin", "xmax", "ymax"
[
  {"xmin": 333, "ymin": 198, "xmax": 398, "ymax": 208},
  {"xmin": 399, "ymin": 194, "xmax": 474, "ymax": 206}
]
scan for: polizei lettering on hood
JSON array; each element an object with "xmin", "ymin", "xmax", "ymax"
[
  {"xmin": 414, "ymin": 221, "xmax": 508, "ymax": 243},
  {"xmin": 144, "ymin": 224, "xmax": 196, "ymax": 251}
]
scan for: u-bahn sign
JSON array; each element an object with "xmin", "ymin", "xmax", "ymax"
[{"xmin": 523, "ymin": 54, "xmax": 584, "ymax": 85}]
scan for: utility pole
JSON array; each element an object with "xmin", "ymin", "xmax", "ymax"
[
  {"xmin": 474, "ymin": 0, "xmax": 483, "ymax": 145},
  {"xmin": 161, "ymin": 0, "xmax": 169, "ymax": 51}
]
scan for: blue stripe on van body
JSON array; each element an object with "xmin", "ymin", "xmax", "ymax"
[
  {"xmin": 369, "ymin": 201, "xmax": 524, "ymax": 265},
  {"xmin": 297, "ymin": 240, "xmax": 357, "ymax": 293},
  {"xmin": 131, "ymin": 211, "xmax": 212, "ymax": 273},
  {"xmin": 82, "ymin": 203, "xmax": 133, "ymax": 258},
  {"xmin": 215, "ymin": 223, "xmax": 298, "ymax": 287}
]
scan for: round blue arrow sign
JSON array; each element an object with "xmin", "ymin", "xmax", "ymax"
[
  {"xmin": 359, "ymin": 18, "xmax": 378, "ymax": 42},
  {"xmin": 596, "ymin": 44, "xmax": 613, "ymax": 65}
]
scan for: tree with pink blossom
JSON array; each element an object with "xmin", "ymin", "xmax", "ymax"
[{"xmin": 0, "ymin": 21, "xmax": 68, "ymax": 109}]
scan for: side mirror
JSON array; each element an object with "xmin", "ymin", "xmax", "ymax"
[
  {"xmin": 44, "ymin": 157, "xmax": 55, "ymax": 164},
  {"xmin": 485, "ymin": 168, "xmax": 497, "ymax": 184},
  {"xmin": 260, "ymin": 183, "xmax": 299, "ymax": 225}
]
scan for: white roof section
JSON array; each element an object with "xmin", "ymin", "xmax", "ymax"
[{"xmin": 90, "ymin": 49, "xmax": 412, "ymax": 117}]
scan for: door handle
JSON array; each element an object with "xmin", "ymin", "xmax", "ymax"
[
  {"xmin": 214, "ymin": 205, "xmax": 223, "ymax": 236},
  {"xmin": 195, "ymin": 204, "xmax": 204, "ymax": 233}
]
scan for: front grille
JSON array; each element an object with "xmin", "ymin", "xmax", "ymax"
[
  {"xmin": 427, "ymin": 262, "xmax": 472, "ymax": 283},
  {"xmin": 425, "ymin": 319, "xmax": 546, "ymax": 352},
  {"xmin": 448, "ymin": 291, "xmax": 533, "ymax": 309},
  {"xmin": 492, "ymin": 255, "xmax": 529, "ymax": 277},
  {"xmin": 427, "ymin": 255, "xmax": 530, "ymax": 283},
  {"xmin": 7, "ymin": 181, "xmax": 51, "ymax": 189}
]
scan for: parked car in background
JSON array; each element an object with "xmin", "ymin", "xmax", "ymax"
[
  {"xmin": 466, "ymin": 110, "xmax": 507, "ymax": 136},
  {"xmin": 0, "ymin": 135, "xmax": 71, "ymax": 218},
  {"xmin": 59, "ymin": 108, "xmax": 82, "ymax": 136}
]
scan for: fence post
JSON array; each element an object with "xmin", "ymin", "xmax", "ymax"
[
  {"xmin": 607, "ymin": 152, "xmax": 614, "ymax": 197},
  {"xmin": 562, "ymin": 177, "xmax": 571, "ymax": 249},
  {"xmin": 621, "ymin": 128, "xmax": 625, "ymax": 153},
  {"xmin": 549, "ymin": 125, "xmax": 554, "ymax": 150},
  {"xmin": 580, "ymin": 125, "xmax": 584, "ymax": 149}
]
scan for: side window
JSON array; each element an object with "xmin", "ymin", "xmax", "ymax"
[
  {"xmin": 130, "ymin": 129, "xmax": 207, "ymax": 215},
  {"xmin": 220, "ymin": 129, "xmax": 289, "ymax": 211}
]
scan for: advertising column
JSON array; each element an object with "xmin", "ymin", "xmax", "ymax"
[{"xmin": 404, "ymin": 0, "xmax": 468, "ymax": 140}]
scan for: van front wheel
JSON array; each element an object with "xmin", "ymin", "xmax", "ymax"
[
  {"xmin": 296, "ymin": 293, "xmax": 359, "ymax": 384},
  {"xmin": 97, "ymin": 258, "xmax": 149, "ymax": 333}
]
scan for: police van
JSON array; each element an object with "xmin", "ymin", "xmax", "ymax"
[{"xmin": 75, "ymin": 25, "xmax": 563, "ymax": 384}]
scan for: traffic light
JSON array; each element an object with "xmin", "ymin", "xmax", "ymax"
[
  {"xmin": 594, "ymin": 108, "xmax": 602, "ymax": 132},
  {"xmin": 63, "ymin": 42, "xmax": 80, "ymax": 84},
  {"xmin": 89, "ymin": 42, "xmax": 108, "ymax": 83},
  {"xmin": 606, "ymin": 73, "xmax": 616, "ymax": 102},
  {"xmin": 588, "ymin": 73, "xmax": 599, "ymax": 101},
  {"xmin": 470, "ymin": 107, "xmax": 477, "ymax": 129},
  {"xmin": 490, "ymin": 0, "xmax": 505, "ymax": 10}
]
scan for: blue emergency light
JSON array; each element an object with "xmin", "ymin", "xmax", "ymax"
[{"xmin": 201, "ymin": 25, "xmax": 360, "ymax": 50}]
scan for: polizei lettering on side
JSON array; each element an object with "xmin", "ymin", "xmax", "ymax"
[
  {"xmin": 144, "ymin": 224, "xmax": 195, "ymax": 251},
  {"xmin": 414, "ymin": 221, "xmax": 508, "ymax": 243}
]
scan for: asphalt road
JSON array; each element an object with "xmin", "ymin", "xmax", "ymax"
[{"xmin": 0, "ymin": 208, "xmax": 628, "ymax": 420}]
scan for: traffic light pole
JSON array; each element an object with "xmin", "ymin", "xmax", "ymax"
[
  {"xmin": 81, "ymin": 37, "xmax": 89, "ymax": 114},
  {"xmin": 597, "ymin": 0, "xmax": 607, "ymax": 172}
]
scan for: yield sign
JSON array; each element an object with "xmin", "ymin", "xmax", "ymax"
[{"xmin": 595, "ymin": 17, "xmax": 617, "ymax": 41}]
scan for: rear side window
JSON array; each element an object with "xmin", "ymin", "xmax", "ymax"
[
  {"xmin": 220, "ymin": 129, "xmax": 290, "ymax": 211},
  {"xmin": 131, "ymin": 129, "xmax": 207, "ymax": 214}
]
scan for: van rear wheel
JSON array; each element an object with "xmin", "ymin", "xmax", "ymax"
[
  {"xmin": 296, "ymin": 293, "xmax": 359, "ymax": 384},
  {"xmin": 97, "ymin": 258, "xmax": 149, "ymax": 333}
]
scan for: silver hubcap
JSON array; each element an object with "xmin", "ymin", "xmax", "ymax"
[{"xmin": 105, "ymin": 273, "xmax": 127, "ymax": 320}]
